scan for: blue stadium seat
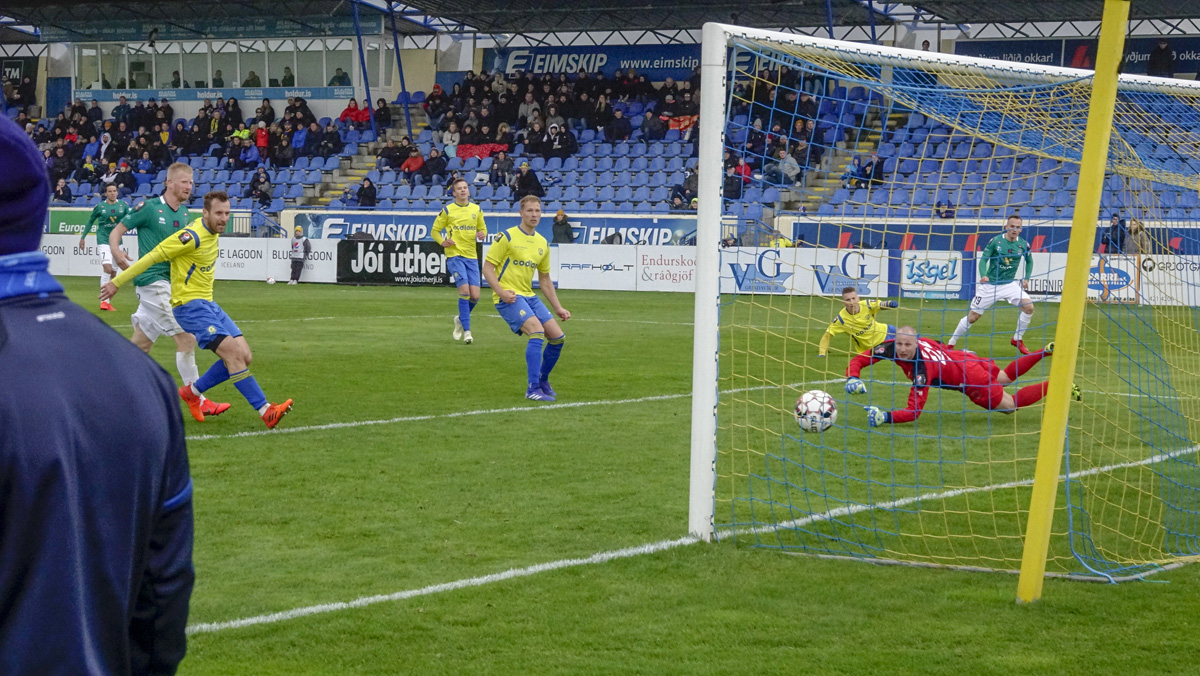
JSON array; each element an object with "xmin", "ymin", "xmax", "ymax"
[
  {"xmin": 614, "ymin": 157, "xmax": 631, "ymax": 172},
  {"xmin": 615, "ymin": 186, "xmax": 633, "ymax": 202},
  {"xmin": 323, "ymin": 157, "xmax": 340, "ymax": 171},
  {"xmin": 563, "ymin": 185, "xmax": 580, "ymax": 200},
  {"xmin": 579, "ymin": 186, "xmax": 598, "ymax": 201}
]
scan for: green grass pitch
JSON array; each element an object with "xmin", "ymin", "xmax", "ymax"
[{"xmin": 58, "ymin": 276, "xmax": 1200, "ymax": 675}]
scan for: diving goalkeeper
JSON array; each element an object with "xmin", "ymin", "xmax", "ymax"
[
  {"xmin": 844, "ymin": 326, "xmax": 1079, "ymax": 426},
  {"xmin": 818, "ymin": 287, "xmax": 898, "ymax": 357}
]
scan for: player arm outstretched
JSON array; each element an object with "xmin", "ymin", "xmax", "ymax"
[
  {"xmin": 101, "ymin": 229, "xmax": 192, "ymax": 300},
  {"xmin": 866, "ymin": 385, "xmax": 929, "ymax": 426},
  {"xmin": 844, "ymin": 349, "xmax": 883, "ymax": 394}
]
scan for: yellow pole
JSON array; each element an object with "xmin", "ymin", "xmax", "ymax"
[{"xmin": 1016, "ymin": 0, "xmax": 1130, "ymax": 603}]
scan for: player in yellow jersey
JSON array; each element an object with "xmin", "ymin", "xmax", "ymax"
[
  {"xmin": 432, "ymin": 177, "xmax": 488, "ymax": 344},
  {"xmin": 482, "ymin": 195, "xmax": 571, "ymax": 401},
  {"xmin": 101, "ymin": 191, "xmax": 294, "ymax": 429},
  {"xmin": 818, "ymin": 287, "xmax": 898, "ymax": 377}
]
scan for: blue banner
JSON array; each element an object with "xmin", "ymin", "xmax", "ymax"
[
  {"xmin": 286, "ymin": 210, "xmax": 697, "ymax": 246},
  {"xmin": 956, "ymin": 36, "xmax": 1200, "ymax": 74},
  {"xmin": 482, "ymin": 45, "xmax": 700, "ymax": 82},
  {"xmin": 41, "ymin": 16, "xmax": 383, "ymax": 43},
  {"xmin": 74, "ymin": 86, "xmax": 356, "ymax": 103}
]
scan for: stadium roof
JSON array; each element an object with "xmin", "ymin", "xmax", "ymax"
[{"xmin": 5, "ymin": 0, "xmax": 1200, "ymax": 39}]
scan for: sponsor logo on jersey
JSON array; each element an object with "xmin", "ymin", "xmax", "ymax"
[{"xmin": 178, "ymin": 231, "xmax": 192, "ymax": 244}]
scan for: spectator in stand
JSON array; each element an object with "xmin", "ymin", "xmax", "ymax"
[
  {"xmin": 442, "ymin": 121, "xmax": 460, "ymax": 158},
  {"xmin": 659, "ymin": 77, "xmax": 681, "ymax": 103},
  {"xmin": 675, "ymin": 91, "xmax": 699, "ymax": 140},
  {"xmin": 513, "ymin": 161, "xmax": 545, "ymax": 200},
  {"xmin": 568, "ymin": 91, "xmax": 594, "ymax": 133},
  {"xmin": 592, "ymin": 94, "xmax": 614, "ymax": 132},
  {"xmin": 399, "ymin": 147, "xmax": 424, "ymax": 185},
  {"xmin": 518, "ymin": 92, "xmax": 540, "ymax": 128},
  {"xmin": 329, "ymin": 68, "xmax": 352, "ymax": 86},
  {"xmin": 318, "ymin": 123, "xmax": 343, "ymax": 159},
  {"xmin": 552, "ymin": 210, "xmax": 574, "ymax": 243},
  {"xmin": 136, "ymin": 150, "xmax": 155, "ymax": 175},
  {"xmin": 274, "ymin": 136, "xmax": 295, "ymax": 167},
  {"xmin": 74, "ymin": 156, "xmax": 98, "ymax": 183},
  {"xmin": 1126, "ymin": 217, "xmax": 1151, "ymax": 254},
  {"xmin": 184, "ymin": 124, "xmax": 208, "ymax": 156},
  {"xmin": 49, "ymin": 147, "xmax": 72, "ymax": 183},
  {"xmin": 861, "ymin": 152, "xmax": 884, "ymax": 185},
  {"xmin": 490, "ymin": 150, "xmax": 514, "ymax": 187},
  {"xmin": 87, "ymin": 100, "xmax": 104, "ymax": 130},
  {"xmin": 935, "ymin": 198, "xmax": 956, "ymax": 219},
  {"xmin": 114, "ymin": 163, "xmax": 136, "ymax": 197},
  {"xmin": 1147, "ymin": 38, "xmax": 1174, "ymax": 78},
  {"xmin": 604, "ymin": 109, "xmax": 633, "ymax": 142},
  {"xmin": 723, "ymin": 165, "xmax": 743, "ymax": 200},
  {"xmin": 1101, "ymin": 213, "xmax": 1127, "ymax": 253},
  {"xmin": 221, "ymin": 139, "xmax": 241, "ymax": 170},
  {"xmin": 669, "ymin": 195, "xmax": 690, "ymax": 211},
  {"xmin": 734, "ymin": 157, "xmax": 752, "ymax": 185},
  {"xmin": 521, "ymin": 121, "xmax": 548, "ymax": 157},
  {"xmin": 53, "ymin": 177, "xmax": 72, "ymax": 202},
  {"xmin": 111, "ymin": 96, "xmax": 130, "ymax": 124},
  {"xmin": 257, "ymin": 99, "xmax": 276, "ymax": 126},
  {"xmin": 358, "ymin": 99, "xmax": 374, "ymax": 129},
  {"xmin": 339, "ymin": 99, "xmax": 364, "ymax": 130},
  {"xmin": 493, "ymin": 122, "xmax": 515, "ymax": 152},
  {"xmin": 797, "ymin": 90, "xmax": 817, "ymax": 121},
  {"xmin": 803, "ymin": 119, "xmax": 825, "ymax": 164},
  {"xmin": 671, "ymin": 167, "xmax": 699, "ymax": 204},
  {"xmin": 545, "ymin": 123, "xmax": 577, "ymax": 160},
  {"xmin": 291, "ymin": 123, "xmax": 309, "ymax": 157},
  {"xmin": 226, "ymin": 98, "xmax": 244, "ymax": 127},
  {"xmin": 212, "ymin": 70, "xmax": 225, "ymax": 87},
  {"xmin": 248, "ymin": 168, "xmax": 272, "ymax": 207},
  {"xmin": 377, "ymin": 139, "xmax": 404, "ymax": 170},
  {"xmin": 841, "ymin": 156, "xmax": 868, "ymax": 189},
  {"xmin": 239, "ymin": 138, "xmax": 262, "ymax": 170},
  {"xmin": 281, "ymin": 66, "xmax": 295, "ymax": 87},
  {"xmin": 255, "ymin": 121, "xmax": 270, "ymax": 155},
  {"xmin": 424, "ymin": 84, "xmax": 450, "ymax": 131},
  {"xmin": 456, "ymin": 124, "xmax": 485, "ymax": 158},
  {"xmin": 544, "ymin": 104, "xmax": 567, "ymax": 132},
  {"xmin": 764, "ymin": 148, "xmax": 802, "ymax": 187},
  {"xmin": 98, "ymin": 163, "xmax": 119, "ymax": 189},
  {"xmin": 303, "ymin": 122, "xmax": 322, "ymax": 157},
  {"xmin": 242, "ymin": 71, "xmax": 262, "ymax": 87},
  {"xmin": 421, "ymin": 147, "xmax": 447, "ymax": 186},
  {"xmin": 357, "ymin": 178, "xmax": 377, "ymax": 208},
  {"xmin": 375, "ymin": 98, "xmax": 392, "ymax": 129}
]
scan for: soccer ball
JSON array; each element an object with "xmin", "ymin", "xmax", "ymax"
[
  {"xmin": 795, "ymin": 390, "xmax": 837, "ymax": 433},
  {"xmin": 266, "ymin": 276, "xmax": 276, "ymax": 285}
]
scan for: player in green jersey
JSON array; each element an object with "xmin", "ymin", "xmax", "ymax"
[
  {"xmin": 108, "ymin": 162, "xmax": 231, "ymax": 420},
  {"xmin": 78, "ymin": 183, "xmax": 129, "ymax": 312},
  {"xmin": 948, "ymin": 214, "xmax": 1036, "ymax": 355}
]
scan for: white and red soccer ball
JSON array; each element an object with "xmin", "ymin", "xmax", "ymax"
[{"xmin": 795, "ymin": 390, "xmax": 837, "ymax": 433}]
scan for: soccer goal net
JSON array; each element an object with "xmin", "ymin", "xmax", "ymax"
[{"xmin": 690, "ymin": 22, "xmax": 1200, "ymax": 582}]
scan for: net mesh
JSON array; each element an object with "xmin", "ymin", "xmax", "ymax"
[{"xmin": 714, "ymin": 35, "xmax": 1200, "ymax": 578}]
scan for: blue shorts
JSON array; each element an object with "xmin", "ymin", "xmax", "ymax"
[
  {"xmin": 496, "ymin": 295, "xmax": 552, "ymax": 334},
  {"xmin": 446, "ymin": 256, "xmax": 480, "ymax": 288},
  {"xmin": 173, "ymin": 299, "xmax": 242, "ymax": 350}
]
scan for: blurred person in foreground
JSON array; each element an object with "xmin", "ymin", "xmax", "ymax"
[{"xmin": 0, "ymin": 114, "xmax": 194, "ymax": 674}]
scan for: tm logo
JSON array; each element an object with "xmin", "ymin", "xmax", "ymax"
[
  {"xmin": 814, "ymin": 251, "xmax": 879, "ymax": 294},
  {"xmin": 728, "ymin": 249, "xmax": 793, "ymax": 293}
]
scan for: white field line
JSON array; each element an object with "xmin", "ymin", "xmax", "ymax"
[
  {"xmin": 184, "ymin": 379, "xmax": 845, "ymax": 442},
  {"xmin": 186, "ymin": 442, "xmax": 1200, "ymax": 636}
]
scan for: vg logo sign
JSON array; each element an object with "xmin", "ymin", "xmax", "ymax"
[
  {"xmin": 815, "ymin": 251, "xmax": 880, "ymax": 295},
  {"xmin": 728, "ymin": 249, "xmax": 794, "ymax": 293}
]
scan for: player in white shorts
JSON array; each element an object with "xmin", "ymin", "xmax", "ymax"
[
  {"xmin": 78, "ymin": 184, "xmax": 128, "ymax": 312},
  {"xmin": 948, "ymin": 215, "xmax": 1036, "ymax": 355}
]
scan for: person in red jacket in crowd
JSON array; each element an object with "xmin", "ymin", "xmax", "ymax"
[
  {"xmin": 844, "ymin": 326, "xmax": 1079, "ymax": 426},
  {"xmin": 399, "ymin": 147, "xmax": 425, "ymax": 185},
  {"xmin": 339, "ymin": 99, "xmax": 369, "ymax": 130},
  {"xmin": 255, "ymin": 121, "xmax": 269, "ymax": 153}
]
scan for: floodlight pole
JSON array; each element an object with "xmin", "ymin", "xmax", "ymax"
[{"xmin": 352, "ymin": 0, "xmax": 379, "ymax": 137}]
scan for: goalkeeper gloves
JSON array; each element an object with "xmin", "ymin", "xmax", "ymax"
[
  {"xmin": 845, "ymin": 377, "xmax": 867, "ymax": 395},
  {"xmin": 886, "ymin": 300, "xmax": 899, "ymax": 308},
  {"xmin": 865, "ymin": 406, "xmax": 890, "ymax": 427}
]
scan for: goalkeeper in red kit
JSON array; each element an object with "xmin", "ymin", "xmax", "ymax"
[{"xmin": 843, "ymin": 326, "xmax": 1080, "ymax": 426}]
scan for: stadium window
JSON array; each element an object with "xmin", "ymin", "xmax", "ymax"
[
  {"xmin": 296, "ymin": 39, "xmax": 324, "ymax": 87},
  {"xmin": 268, "ymin": 39, "xmax": 297, "ymax": 88},
  {"xmin": 100, "ymin": 44, "xmax": 125, "ymax": 89},
  {"xmin": 181, "ymin": 42, "xmax": 208, "ymax": 89},
  {"xmin": 325, "ymin": 38, "xmax": 353, "ymax": 87},
  {"xmin": 76, "ymin": 44, "xmax": 99, "ymax": 90},
  {"xmin": 364, "ymin": 38, "xmax": 382, "ymax": 91},
  {"xmin": 240, "ymin": 40, "xmax": 266, "ymax": 88},
  {"xmin": 211, "ymin": 42, "xmax": 239, "ymax": 89},
  {"xmin": 127, "ymin": 43, "xmax": 154, "ymax": 89},
  {"xmin": 154, "ymin": 43, "xmax": 182, "ymax": 90}
]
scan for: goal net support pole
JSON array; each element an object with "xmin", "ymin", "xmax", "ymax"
[{"xmin": 1016, "ymin": 0, "xmax": 1131, "ymax": 603}]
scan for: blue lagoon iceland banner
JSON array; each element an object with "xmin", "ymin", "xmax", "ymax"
[
  {"xmin": 74, "ymin": 87, "xmax": 357, "ymax": 103},
  {"xmin": 482, "ymin": 45, "xmax": 701, "ymax": 82}
]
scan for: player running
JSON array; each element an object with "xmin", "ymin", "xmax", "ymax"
[
  {"xmin": 482, "ymin": 195, "xmax": 570, "ymax": 401},
  {"xmin": 109, "ymin": 162, "xmax": 230, "ymax": 420},
  {"xmin": 79, "ymin": 184, "xmax": 128, "ymax": 312},
  {"xmin": 845, "ymin": 326, "xmax": 1080, "ymax": 426},
  {"xmin": 948, "ymin": 214, "xmax": 1036, "ymax": 354},
  {"xmin": 818, "ymin": 286, "xmax": 898, "ymax": 358},
  {"xmin": 432, "ymin": 177, "xmax": 488, "ymax": 345},
  {"xmin": 102, "ymin": 191, "xmax": 293, "ymax": 428}
]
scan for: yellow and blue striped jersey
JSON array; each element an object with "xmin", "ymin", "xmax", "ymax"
[
  {"xmin": 111, "ymin": 217, "xmax": 219, "ymax": 306},
  {"xmin": 819, "ymin": 299, "xmax": 889, "ymax": 355},
  {"xmin": 485, "ymin": 226, "xmax": 550, "ymax": 303},
  {"xmin": 432, "ymin": 200, "xmax": 487, "ymax": 259}
]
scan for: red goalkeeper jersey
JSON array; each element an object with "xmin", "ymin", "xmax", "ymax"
[{"xmin": 846, "ymin": 338, "xmax": 997, "ymax": 423}]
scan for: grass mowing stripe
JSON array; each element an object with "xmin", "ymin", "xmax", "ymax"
[{"xmin": 187, "ymin": 443, "xmax": 1200, "ymax": 636}]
